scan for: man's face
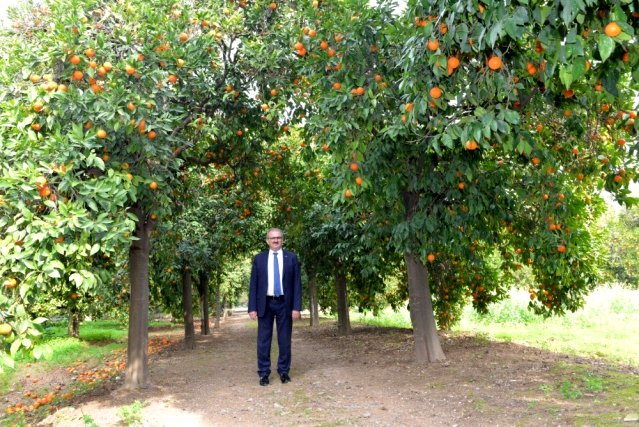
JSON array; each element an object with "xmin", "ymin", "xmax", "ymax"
[{"xmin": 266, "ymin": 230, "xmax": 283, "ymax": 252}]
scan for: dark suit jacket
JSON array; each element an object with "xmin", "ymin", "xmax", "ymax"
[{"xmin": 248, "ymin": 249, "xmax": 302, "ymax": 317}]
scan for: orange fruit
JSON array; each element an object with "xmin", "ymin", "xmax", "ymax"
[
  {"xmin": 269, "ymin": 2, "xmax": 277, "ymax": 10},
  {"xmin": 487, "ymin": 55, "xmax": 503, "ymax": 70},
  {"xmin": 31, "ymin": 123, "xmax": 42, "ymax": 131},
  {"xmin": 85, "ymin": 48, "xmax": 95, "ymax": 58},
  {"xmin": 405, "ymin": 102, "xmax": 414, "ymax": 113},
  {"xmin": 616, "ymin": 138, "xmax": 626, "ymax": 146},
  {"xmin": 426, "ymin": 39, "xmax": 439, "ymax": 51},
  {"xmin": 427, "ymin": 253, "xmax": 435, "ymax": 262},
  {"xmin": 320, "ymin": 40, "xmax": 328, "ymax": 50},
  {"xmin": 344, "ymin": 189, "xmax": 352, "ymax": 198},
  {"xmin": 149, "ymin": 181, "xmax": 158, "ymax": 190},
  {"xmin": 332, "ymin": 82, "xmax": 341, "ymax": 90},
  {"xmin": 604, "ymin": 21, "xmax": 622, "ymax": 37},
  {"xmin": 168, "ymin": 74, "xmax": 178, "ymax": 84},
  {"xmin": 349, "ymin": 162, "xmax": 359, "ymax": 171},
  {"xmin": 127, "ymin": 102, "xmax": 135, "ymax": 111},
  {"xmin": 557, "ymin": 244, "xmax": 566, "ymax": 253},
  {"xmin": 103, "ymin": 62, "xmax": 113, "ymax": 72},
  {"xmin": 179, "ymin": 32, "xmax": 189, "ymax": 42},
  {"xmin": 429, "ymin": 87, "xmax": 442, "ymax": 99},
  {"xmin": 0, "ymin": 323, "xmax": 12, "ymax": 336},
  {"xmin": 72, "ymin": 70, "xmax": 84, "ymax": 81},
  {"xmin": 447, "ymin": 56, "xmax": 460, "ymax": 70},
  {"xmin": 147, "ymin": 130, "xmax": 157, "ymax": 140},
  {"xmin": 563, "ymin": 89, "xmax": 574, "ymax": 98},
  {"xmin": 465, "ymin": 140, "xmax": 478, "ymax": 150},
  {"xmin": 33, "ymin": 101, "xmax": 44, "ymax": 112},
  {"xmin": 70, "ymin": 55, "xmax": 81, "ymax": 65},
  {"xmin": 125, "ymin": 65, "xmax": 136, "ymax": 75},
  {"xmin": 355, "ymin": 176, "xmax": 363, "ymax": 186},
  {"xmin": 96, "ymin": 129, "xmax": 107, "ymax": 139},
  {"xmin": 3, "ymin": 278, "xmax": 17, "ymax": 289}
]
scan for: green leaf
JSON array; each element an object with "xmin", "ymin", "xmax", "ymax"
[
  {"xmin": 10, "ymin": 339, "xmax": 22, "ymax": 356},
  {"xmin": 597, "ymin": 34, "xmax": 615, "ymax": 63},
  {"xmin": 90, "ymin": 243, "xmax": 100, "ymax": 255},
  {"xmin": 559, "ymin": 64, "xmax": 574, "ymax": 88}
]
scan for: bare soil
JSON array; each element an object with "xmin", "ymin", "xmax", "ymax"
[{"xmin": 12, "ymin": 312, "xmax": 639, "ymax": 426}]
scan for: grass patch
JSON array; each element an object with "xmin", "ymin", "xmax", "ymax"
[
  {"xmin": 353, "ymin": 286, "xmax": 639, "ymax": 367},
  {"xmin": 456, "ymin": 287, "xmax": 639, "ymax": 366},
  {"xmin": 539, "ymin": 363, "xmax": 639, "ymax": 426},
  {"xmin": 0, "ymin": 319, "xmax": 173, "ymax": 395}
]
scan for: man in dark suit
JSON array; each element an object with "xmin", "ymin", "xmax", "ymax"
[{"xmin": 248, "ymin": 227, "xmax": 302, "ymax": 386}]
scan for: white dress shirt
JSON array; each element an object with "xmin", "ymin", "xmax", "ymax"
[{"xmin": 267, "ymin": 250, "xmax": 284, "ymax": 296}]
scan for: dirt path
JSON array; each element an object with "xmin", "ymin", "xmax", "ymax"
[{"xmin": 39, "ymin": 313, "xmax": 637, "ymax": 426}]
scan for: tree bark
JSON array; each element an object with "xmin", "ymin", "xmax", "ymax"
[
  {"xmin": 182, "ymin": 267, "xmax": 196, "ymax": 350},
  {"xmin": 124, "ymin": 205, "xmax": 152, "ymax": 389},
  {"xmin": 402, "ymin": 189, "xmax": 446, "ymax": 363},
  {"xmin": 197, "ymin": 271, "xmax": 210, "ymax": 335},
  {"xmin": 335, "ymin": 265, "xmax": 350, "ymax": 336},
  {"xmin": 214, "ymin": 273, "xmax": 221, "ymax": 329},
  {"xmin": 307, "ymin": 269, "xmax": 320, "ymax": 327},
  {"xmin": 67, "ymin": 306, "xmax": 80, "ymax": 338}
]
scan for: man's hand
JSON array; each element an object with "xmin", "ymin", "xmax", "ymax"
[
  {"xmin": 249, "ymin": 311, "xmax": 257, "ymax": 320},
  {"xmin": 292, "ymin": 310, "xmax": 301, "ymax": 320}
]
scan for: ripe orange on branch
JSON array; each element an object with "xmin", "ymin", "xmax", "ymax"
[
  {"xmin": 3, "ymin": 278, "xmax": 17, "ymax": 289},
  {"xmin": 429, "ymin": 87, "xmax": 442, "ymax": 99},
  {"xmin": 604, "ymin": 21, "xmax": 622, "ymax": 37},
  {"xmin": 487, "ymin": 55, "xmax": 503, "ymax": 70},
  {"xmin": 465, "ymin": 140, "xmax": 478, "ymax": 150},
  {"xmin": 0, "ymin": 323, "xmax": 12, "ymax": 336},
  {"xmin": 427, "ymin": 39, "xmax": 439, "ymax": 51}
]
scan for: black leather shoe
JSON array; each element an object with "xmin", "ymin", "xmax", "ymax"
[
  {"xmin": 280, "ymin": 373, "xmax": 291, "ymax": 384},
  {"xmin": 259, "ymin": 376, "xmax": 269, "ymax": 386}
]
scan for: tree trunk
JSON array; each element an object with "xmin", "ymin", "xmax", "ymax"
[
  {"xmin": 214, "ymin": 274, "xmax": 221, "ymax": 329},
  {"xmin": 198, "ymin": 271, "xmax": 210, "ymax": 335},
  {"xmin": 402, "ymin": 189, "xmax": 446, "ymax": 363},
  {"xmin": 335, "ymin": 265, "xmax": 350, "ymax": 336},
  {"xmin": 182, "ymin": 266, "xmax": 196, "ymax": 350},
  {"xmin": 67, "ymin": 307, "xmax": 80, "ymax": 338},
  {"xmin": 307, "ymin": 269, "xmax": 320, "ymax": 327},
  {"xmin": 124, "ymin": 205, "xmax": 152, "ymax": 389}
]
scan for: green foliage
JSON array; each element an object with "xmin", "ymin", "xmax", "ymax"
[
  {"xmin": 604, "ymin": 205, "xmax": 639, "ymax": 288},
  {"xmin": 117, "ymin": 400, "xmax": 145, "ymax": 427},
  {"xmin": 560, "ymin": 381, "xmax": 583, "ymax": 399},
  {"xmin": 83, "ymin": 414, "xmax": 99, "ymax": 427}
]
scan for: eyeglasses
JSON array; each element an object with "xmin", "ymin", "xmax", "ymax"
[{"xmin": 267, "ymin": 236, "xmax": 283, "ymax": 240}]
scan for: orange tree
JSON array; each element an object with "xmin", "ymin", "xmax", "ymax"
[
  {"xmin": 295, "ymin": 0, "xmax": 638, "ymax": 362},
  {"xmin": 149, "ymin": 165, "xmax": 267, "ymax": 347},
  {"xmin": 0, "ymin": 0, "xmax": 302, "ymax": 385}
]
